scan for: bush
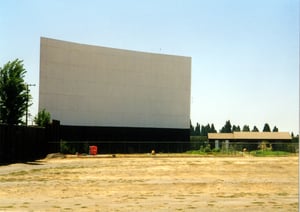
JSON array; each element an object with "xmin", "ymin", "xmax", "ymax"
[
  {"xmin": 212, "ymin": 148, "xmax": 220, "ymax": 152},
  {"xmin": 60, "ymin": 140, "xmax": 76, "ymax": 154},
  {"xmin": 251, "ymin": 150, "xmax": 289, "ymax": 156},
  {"xmin": 204, "ymin": 146, "xmax": 211, "ymax": 153},
  {"xmin": 186, "ymin": 150, "xmax": 206, "ymax": 155},
  {"xmin": 34, "ymin": 109, "xmax": 51, "ymax": 127}
]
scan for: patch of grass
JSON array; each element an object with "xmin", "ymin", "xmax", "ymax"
[
  {"xmin": 290, "ymin": 202, "xmax": 299, "ymax": 208},
  {"xmin": 30, "ymin": 168, "xmax": 43, "ymax": 173},
  {"xmin": 0, "ymin": 177, "xmax": 19, "ymax": 182},
  {"xmin": 257, "ymin": 193, "xmax": 269, "ymax": 197},
  {"xmin": 277, "ymin": 192, "xmax": 288, "ymax": 196},
  {"xmin": 52, "ymin": 205, "xmax": 61, "ymax": 208},
  {"xmin": 175, "ymin": 196, "xmax": 186, "ymax": 199},
  {"xmin": 268, "ymin": 201, "xmax": 277, "ymax": 204},
  {"xmin": 187, "ymin": 205, "xmax": 197, "ymax": 209},
  {"xmin": 186, "ymin": 150, "xmax": 241, "ymax": 157},
  {"xmin": 138, "ymin": 196, "xmax": 147, "ymax": 200},
  {"xmin": 185, "ymin": 150, "xmax": 207, "ymax": 155},
  {"xmin": 0, "ymin": 205, "xmax": 14, "ymax": 209},
  {"xmin": 223, "ymin": 160, "xmax": 233, "ymax": 165},
  {"xmin": 217, "ymin": 192, "xmax": 250, "ymax": 198},
  {"xmin": 252, "ymin": 201, "xmax": 264, "ymax": 205},
  {"xmin": 10, "ymin": 170, "xmax": 28, "ymax": 176},
  {"xmin": 251, "ymin": 150, "xmax": 290, "ymax": 157},
  {"xmin": 218, "ymin": 194, "xmax": 238, "ymax": 198},
  {"xmin": 21, "ymin": 205, "xmax": 29, "ymax": 208}
]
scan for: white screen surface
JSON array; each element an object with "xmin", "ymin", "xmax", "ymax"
[{"xmin": 39, "ymin": 37, "xmax": 191, "ymax": 129}]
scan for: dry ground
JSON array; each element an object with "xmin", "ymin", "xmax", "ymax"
[{"xmin": 0, "ymin": 155, "xmax": 298, "ymax": 211}]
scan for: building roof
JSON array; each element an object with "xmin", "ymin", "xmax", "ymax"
[
  {"xmin": 208, "ymin": 132, "xmax": 291, "ymax": 140},
  {"xmin": 207, "ymin": 133, "xmax": 234, "ymax": 140}
]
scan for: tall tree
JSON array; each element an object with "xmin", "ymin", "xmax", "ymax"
[
  {"xmin": 200, "ymin": 125, "xmax": 206, "ymax": 136},
  {"xmin": 252, "ymin": 126, "xmax": 259, "ymax": 132},
  {"xmin": 195, "ymin": 123, "xmax": 201, "ymax": 136},
  {"xmin": 263, "ymin": 123, "xmax": 271, "ymax": 132},
  {"xmin": 210, "ymin": 124, "xmax": 217, "ymax": 133},
  {"xmin": 232, "ymin": 125, "xmax": 241, "ymax": 132},
  {"xmin": 220, "ymin": 120, "xmax": 232, "ymax": 133},
  {"xmin": 190, "ymin": 120, "xmax": 195, "ymax": 136},
  {"xmin": 0, "ymin": 59, "xmax": 30, "ymax": 125},
  {"xmin": 272, "ymin": 126, "xmax": 279, "ymax": 132},
  {"xmin": 205, "ymin": 124, "xmax": 211, "ymax": 135},
  {"xmin": 242, "ymin": 125, "xmax": 250, "ymax": 132},
  {"xmin": 199, "ymin": 123, "xmax": 215, "ymax": 136}
]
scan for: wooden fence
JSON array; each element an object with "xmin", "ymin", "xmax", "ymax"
[
  {"xmin": 0, "ymin": 120, "xmax": 189, "ymax": 163},
  {"xmin": 0, "ymin": 124, "xmax": 48, "ymax": 163}
]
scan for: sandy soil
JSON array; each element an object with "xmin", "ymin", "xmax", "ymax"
[{"xmin": 0, "ymin": 155, "xmax": 298, "ymax": 211}]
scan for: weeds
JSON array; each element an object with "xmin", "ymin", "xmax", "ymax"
[{"xmin": 251, "ymin": 150, "xmax": 290, "ymax": 156}]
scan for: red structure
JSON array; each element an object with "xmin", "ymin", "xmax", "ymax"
[{"xmin": 89, "ymin": 146, "xmax": 98, "ymax": 155}]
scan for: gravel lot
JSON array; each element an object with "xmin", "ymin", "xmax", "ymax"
[{"xmin": 0, "ymin": 155, "xmax": 298, "ymax": 211}]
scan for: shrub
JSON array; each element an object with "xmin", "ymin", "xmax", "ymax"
[
  {"xmin": 212, "ymin": 148, "xmax": 220, "ymax": 152},
  {"xmin": 34, "ymin": 109, "xmax": 51, "ymax": 127},
  {"xmin": 60, "ymin": 140, "xmax": 76, "ymax": 154},
  {"xmin": 204, "ymin": 145, "xmax": 211, "ymax": 153},
  {"xmin": 251, "ymin": 150, "xmax": 289, "ymax": 156}
]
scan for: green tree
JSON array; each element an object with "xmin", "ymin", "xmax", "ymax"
[
  {"xmin": 0, "ymin": 59, "xmax": 30, "ymax": 125},
  {"xmin": 195, "ymin": 123, "xmax": 201, "ymax": 136},
  {"xmin": 34, "ymin": 109, "xmax": 51, "ymax": 127},
  {"xmin": 220, "ymin": 120, "xmax": 232, "ymax": 133},
  {"xmin": 232, "ymin": 125, "xmax": 241, "ymax": 132},
  {"xmin": 291, "ymin": 134, "xmax": 299, "ymax": 143},
  {"xmin": 252, "ymin": 126, "xmax": 259, "ymax": 132},
  {"xmin": 272, "ymin": 126, "xmax": 279, "ymax": 132},
  {"xmin": 242, "ymin": 125, "xmax": 250, "ymax": 132},
  {"xmin": 200, "ymin": 124, "xmax": 213, "ymax": 136},
  {"xmin": 263, "ymin": 123, "xmax": 271, "ymax": 132},
  {"xmin": 200, "ymin": 125, "xmax": 206, "ymax": 136},
  {"xmin": 210, "ymin": 124, "xmax": 217, "ymax": 133},
  {"xmin": 205, "ymin": 124, "xmax": 211, "ymax": 135},
  {"xmin": 190, "ymin": 120, "xmax": 195, "ymax": 136}
]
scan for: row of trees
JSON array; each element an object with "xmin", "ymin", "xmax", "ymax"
[
  {"xmin": 0, "ymin": 59, "xmax": 50, "ymax": 126},
  {"xmin": 190, "ymin": 122, "xmax": 217, "ymax": 136},
  {"xmin": 219, "ymin": 120, "xmax": 279, "ymax": 133},
  {"xmin": 190, "ymin": 120, "xmax": 280, "ymax": 136}
]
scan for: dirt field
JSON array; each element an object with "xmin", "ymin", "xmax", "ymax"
[{"xmin": 0, "ymin": 155, "xmax": 298, "ymax": 211}]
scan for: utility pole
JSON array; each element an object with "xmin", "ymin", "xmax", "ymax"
[{"xmin": 26, "ymin": 84, "xmax": 35, "ymax": 126}]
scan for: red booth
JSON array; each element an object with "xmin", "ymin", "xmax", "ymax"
[{"xmin": 89, "ymin": 146, "xmax": 98, "ymax": 155}]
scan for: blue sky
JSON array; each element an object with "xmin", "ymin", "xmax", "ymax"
[{"xmin": 0, "ymin": 0, "xmax": 299, "ymax": 133}]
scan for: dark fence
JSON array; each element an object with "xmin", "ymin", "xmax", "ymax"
[
  {"xmin": 47, "ymin": 124, "xmax": 190, "ymax": 154},
  {"xmin": 0, "ymin": 124, "xmax": 47, "ymax": 163},
  {"xmin": 0, "ymin": 122, "xmax": 190, "ymax": 163},
  {"xmin": 1, "ymin": 122, "xmax": 298, "ymax": 163}
]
